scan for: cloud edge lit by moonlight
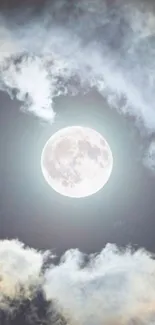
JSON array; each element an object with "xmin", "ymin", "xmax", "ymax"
[{"xmin": 0, "ymin": 0, "xmax": 155, "ymax": 167}]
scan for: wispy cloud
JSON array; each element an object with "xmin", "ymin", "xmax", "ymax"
[
  {"xmin": 0, "ymin": 0, "xmax": 155, "ymax": 172},
  {"xmin": 0, "ymin": 0, "xmax": 154, "ymax": 128}
]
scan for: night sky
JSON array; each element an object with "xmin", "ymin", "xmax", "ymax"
[
  {"xmin": 1, "ymin": 88, "xmax": 154, "ymax": 254},
  {"xmin": 1, "ymin": 1, "xmax": 155, "ymax": 325}
]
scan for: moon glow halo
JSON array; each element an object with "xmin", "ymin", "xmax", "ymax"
[{"xmin": 41, "ymin": 126, "xmax": 113, "ymax": 198}]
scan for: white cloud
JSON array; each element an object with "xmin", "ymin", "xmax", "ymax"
[
  {"xmin": 1, "ymin": 240, "xmax": 155, "ymax": 324},
  {"xmin": 1, "ymin": 56, "xmax": 56, "ymax": 121},
  {"xmin": 44, "ymin": 244, "xmax": 155, "ymax": 325},
  {"xmin": 0, "ymin": 0, "xmax": 155, "ymax": 162},
  {"xmin": 0, "ymin": 239, "xmax": 43, "ymax": 306}
]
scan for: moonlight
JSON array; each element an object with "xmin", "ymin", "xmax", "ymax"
[{"xmin": 41, "ymin": 126, "xmax": 113, "ymax": 198}]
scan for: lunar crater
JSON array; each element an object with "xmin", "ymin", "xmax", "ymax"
[{"xmin": 41, "ymin": 126, "xmax": 113, "ymax": 198}]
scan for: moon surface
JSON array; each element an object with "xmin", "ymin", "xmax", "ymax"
[{"xmin": 41, "ymin": 126, "xmax": 113, "ymax": 198}]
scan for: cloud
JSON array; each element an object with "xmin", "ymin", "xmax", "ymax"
[
  {"xmin": 1, "ymin": 55, "xmax": 56, "ymax": 121},
  {"xmin": 0, "ymin": 239, "xmax": 44, "ymax": 307},
  {"xmin": 143, "ymin": 141, "xmax": 155, "ymax": 171},
  {"xmin": 1, "ymin": 239, "xmax": 155, "ymax": 324},
  {"xmin": 43, "ymin": 244, "xmax": 155, "ymax": 325},
  {"xmin": 1, "ymin": 0, "xmax": 155, "ymax": 170},
  {"xmin": 0, "ymin": 0, "xmax": 154, "ymax": 127}
]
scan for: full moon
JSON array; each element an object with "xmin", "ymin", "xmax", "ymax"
[{"xmin": 41, "ymin": 126, "xmax": 113, "ymax": 198}]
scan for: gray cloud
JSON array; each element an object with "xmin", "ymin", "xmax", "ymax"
[{"xmin": 143, "ymin": 140, "xmax": 155, "ymax": 171}]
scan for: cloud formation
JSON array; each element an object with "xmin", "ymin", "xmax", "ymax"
[
  {"xmin": 0, "ymin": 0, "xmax": 155, "ymax": 131},
  {"xmin": 44, "ymin": 244, "xmax": 155, "ymax": 325},
  {"xmin": 1, "ymin": 239, "xmax": 155, "ymax": 325},
  {"xmin": 0, "ymin": 239, "xmax": 44, "ymax": 306}
]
